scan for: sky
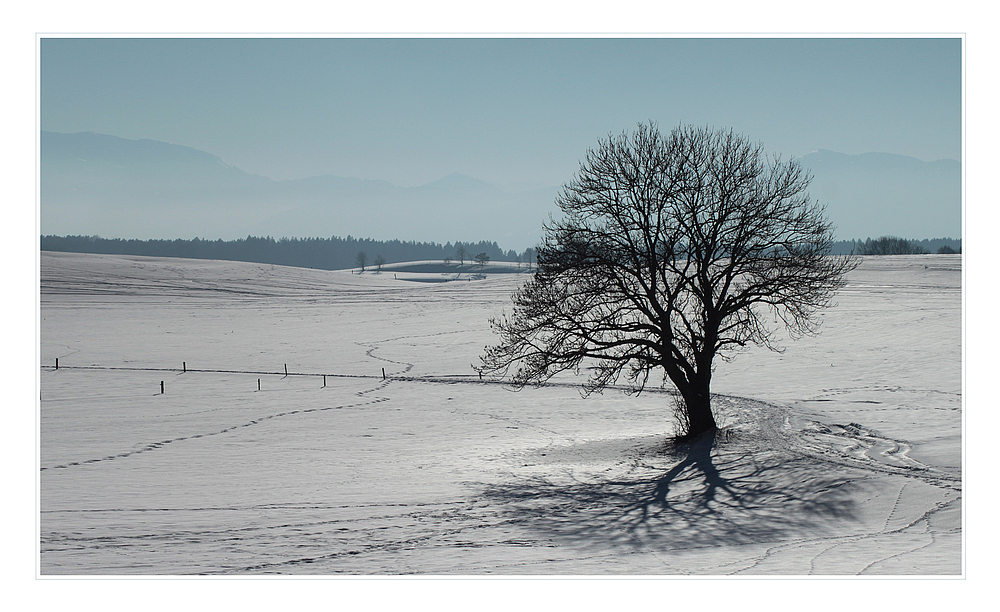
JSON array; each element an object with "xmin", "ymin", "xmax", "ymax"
[{"xmin": 40, "ymin": 36, "xmax": 962, "ymax": 189}]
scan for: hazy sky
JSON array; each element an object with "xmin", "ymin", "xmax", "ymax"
[{"xmin": 41, "ymin": 37, "xmax": 961, "ymax": 188}]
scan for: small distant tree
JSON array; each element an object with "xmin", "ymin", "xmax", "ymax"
[
  {"xmin": 444, "ymin": 256, "xmax": 453, "ymax": 265},
  {"xmin": 456, "ymin": 245, "xmax": 467, "ymax": 265},
  {"xmin": 355, "ymin": 251, "xmax": 368, "ymax": 272},
  {"xmin": 474, "ymin": 252, "xmax": 490, "ymax": 267},
  {"xmin": 374, "ymin": 254, "xmax": 386, "ymax": 271},
  {"xmin": 522, "ymin": 247, "xmax": 537, "ymax": 269}
]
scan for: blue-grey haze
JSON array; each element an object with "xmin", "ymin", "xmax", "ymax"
[{"xmin": 40, "ymin": 37, "xmax": 962, "ymax": 249}]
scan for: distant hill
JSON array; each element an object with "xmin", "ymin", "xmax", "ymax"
[
  {"xmin": 39, "ymin": 234, "xmax": 531, "ymax": 272},
  {"xmin": 41, "ymin": 131, "xmax": 558, "ymax": 251},
  {"xmin": 795, "ymin": 149, "xmax": 961, "ymax": 241},
  {"xmin": 41, "ymin": 131, "xmax": 960, "ymax": 247}
]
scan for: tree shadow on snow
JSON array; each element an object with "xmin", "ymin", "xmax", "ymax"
[{"xmin": 482, "ymin": 433, "xmax": 867, "ymax": 553}]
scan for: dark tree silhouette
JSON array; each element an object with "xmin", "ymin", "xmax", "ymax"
[
  {"xmin": 522, "ymin": 247, "xmax": 537, "ymax": 269},
  {"xmin": 478, "ymin": 123, "xmax": 858, "ymax": 438},
  {"xmin": 374, "ymin": 254, "xmax": 387, "ymax": 271},
  {"xmin": 858, "ymin": 236, "xmax": 927, "ymax": 255},
  {"xmin": 355, "ymin": 251, "xmax": 368, "ymax": 272},
  {"xmin": 474, "ymin": 252, "xmax": 490, "ymax": 266}
]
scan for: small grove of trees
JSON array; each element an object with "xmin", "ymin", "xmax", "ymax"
[
  {"xmin": 828, "ymin": 238, "xmax": 960, "ymax": 255},
  {"xmin": 477, "ymin": 123, "xmax": 857, "ymax": 439},
  {"xmin": 856, "ymin": 236, "xmax": 928, "ymax": 255},
  {"xmin": 521, "ymin": 247, "xmax": 536, "ymax": 269},
  {"xmin": 854, "ymin": 236, "xmax": 962, "ymax": 255}
]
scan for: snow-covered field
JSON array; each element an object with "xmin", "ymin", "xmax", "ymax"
[{"xmin": 38, "ymin": 251, "xmax": 962, "ymax": 575}]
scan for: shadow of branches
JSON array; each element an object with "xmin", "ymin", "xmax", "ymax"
[{"xmin": 482, "ymin": 434, "xmax": 868, "ymax": 553}]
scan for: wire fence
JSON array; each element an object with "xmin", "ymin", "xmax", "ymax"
[
  {"xmin": 41, "ymin": 358, "xmax": 490, "ymax": 389},
  {"xmin": 40, "ymin": 359, "xmax": 674, "ymax": 395}
]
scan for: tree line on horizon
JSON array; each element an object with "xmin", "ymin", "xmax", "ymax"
[
  {"xmin": 40, "ymin": 233, "xmax": 961, "ymax": 271},
  {"xmin": 833, "ymin": 236, "xmax": 962, "ymax": 255},
  {"xmin": 40, "ymin": 234, "xmax": 538, "ymax": 271}
]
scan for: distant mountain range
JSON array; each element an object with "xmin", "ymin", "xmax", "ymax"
[
  {"xmin": 40, "ymin": 131, "xmax": 560, "ymax": 250},
  {"xmin": 40, "ymin": 131, "xmax": 961, "ymax": 249},
  {"xmin": 793, "ymin": 149, "xmax": 961, "ymax": 241}
]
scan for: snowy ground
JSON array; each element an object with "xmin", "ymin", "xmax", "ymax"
[{"xmin": 38, "ymin": 251, "xmax": 962, "ymax": 575}]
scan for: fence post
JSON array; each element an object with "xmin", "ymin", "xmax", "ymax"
[
  {"xmin": 323, "ymin": 375, "xmax": 326, "ymax": 387},
  {"xmin": 55, "ymin": 358, "xmax": 58, "ymax": 370},
  {"xmin": 183, "ymin": 361, "xmax": 186, "ymax": 373},
  {"xmin": 258, "ymin": 378, "xmax": 261, "ymax": 391},
  {"xmin": 160, "ymin": 381, "xmax": 164, "ymax": 394},
  {"xmin": 382, "ymin": 368, "xmax": 386, "ymax": 380},
  {"xmin": 284, "ymin": 363, "xmax": 288, "ymax": 376}
]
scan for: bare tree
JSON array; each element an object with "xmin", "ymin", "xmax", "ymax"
[
  {"xmin": 477, "ymin": 123, "xmax": 858, "ymax": 439},
  {"xmin": 522, "ymin": 247, "xmax": 536, "ymax": 270},
  {"xmin": 355, "ymin": 251, "xmax": 367, "ymax": 272},
  {"xmin": 456, "ymin": 244, "xmax": 467, "ymax": 265},
  {"xmin": 374, "ymin": 254, "xmax": 387, "ymax": 272}
]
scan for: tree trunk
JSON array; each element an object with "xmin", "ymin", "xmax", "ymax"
[
  {"xmin": 687, "ymin": 337, "xmax": 719, "ymax": 437},
  {"xmin": 686, "ymin": 393, "xmax": 717, "ymax": 437},
  {"xmin": 681, "ymin": 374, "xmax": 717, "ymax": 438}
]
